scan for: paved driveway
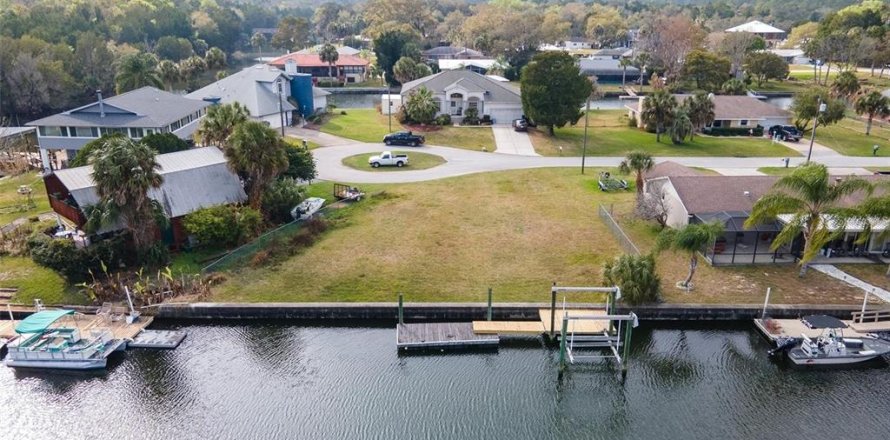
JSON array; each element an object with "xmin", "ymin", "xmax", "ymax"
[{"xmin": 492, "ymin": 126, "xmax": 539, "ymax": 156}]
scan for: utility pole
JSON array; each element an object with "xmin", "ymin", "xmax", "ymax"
[
  {"xmin": 806, "ymin": 97, "xmax": 826, "ymax": 163},
  {"xmin": 277, "ymin": 78, "xmax": 285, "ymax": 137},
  {"xmin": 581, "ymin": 96, "xmax": 591, "ymax": 174}
]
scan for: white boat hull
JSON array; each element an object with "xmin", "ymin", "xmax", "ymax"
[
  {"xmin": 787, "ymin": 350, "xmax": 885, "ymax": 366},
  {"xmin": 5, "ymin": 358, "xmax": 107, "ymax": 370}
]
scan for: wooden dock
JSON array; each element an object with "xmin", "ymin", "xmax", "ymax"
[
  {"xmin": 472, "ymin": 308, "xmax": 607, "ymax": 336},
  {"xmin": 0, "ymin": 314, "xmax": 154, "ymax": 341},
  {"xmin": 396, "ymin": 322, "xmax": 499, "ymax": 350},
  {"xmin": 129, "ymin": 330, "xmax": 186, "ymax": 349},
  {"xmin": 754, "ymin": 318, "xmax": 868, "ymax": 343}
]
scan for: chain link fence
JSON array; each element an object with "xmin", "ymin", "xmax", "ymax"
[{"xmin": 598, "ymin": 204, "xmax": 640, "ymax": 255}]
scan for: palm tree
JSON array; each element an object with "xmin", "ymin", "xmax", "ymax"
[
  {"xmin": 115, "ymin": 52, "xmax": 163, "ymax": 93},
  {"xmin": 197, "ymin": 102, "xmax": 250, "ymax": 148},
  {"xmin": 319, "ymin": 43, "xmax": 339, "ymax": 82},
  {"xmin": 226, "ymin": 121, "xmax": 289, "ymax": 209},
  {"xmin": 744, "ymin": 163, "xmax": 872, "ymax": 276},
  {"xmin": 831, "ymin": 71, "xmax": 860, "ymax": 102},
  {"xmin": 854, "ymin": 90, "xmax": 890, "ymax": 136},
  {"xmin": 404, "ymin": 86, "xmax": 438, "ymax": 125},
  {"xmin": 204, "ymin": 47, "xmax": 227, "ymax": 71},
  {"xmin": 179, "ymin": 55, "xmax": 207, "ymax": 87},
  {"xmin": 85, "ymin": 136, "xmax": 165, "ymax": 254},
  {"xmin": 250, "ymin": 32, "xmax": 267, "ymax": 53},
  {"xmin": 656, "ymin": 222, "xmax": 724, "ymax": 291},
  {"xmin": 156, "ymin": 60, "xmax": 180, "ymax": 91},
  {"xmin": 618, "ymin": 56, "xmax": 632, "ymax": 87},
  {"xmin": 640, "ymin": 89, "xmax": 677, "ymax": 142},
  {"xmin": 670, "ymin": 108, "xmax": 693, "ymax": 144},
  {"xmin": 618, "ymin": 151, "xmax": 654, "ymax": 197},
  {"xmin": 721, "ymin": 78, "xmax": 746, "ymax": 95},
  {"xmin": 684, "ymin": 93, "xmax": 715, "ymax": 137}
]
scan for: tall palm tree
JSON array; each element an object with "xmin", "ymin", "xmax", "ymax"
[
  {"xmin": 744, "ymin": 163, "xmax": 872, "ymax": 276},
  {"xmin": 618, "ymin": 151, "xmax": 654, "ymax": 197},
  {"xmin": 197, "ymin": 102, "xmax": 250, "ymax": 148},
  {"xmin": 854, "ymin": 90, "xmax": 890, "ymax": 136},
  {"xmin": 179, "ymin": 55, "xmax": 208, "ymax": 87},
  {"xmin": 640, "ymin": 89, "xmax": 677, "ymax": 142},
  {"xmin": 670, "ymin": 108, "xmax": 693, "ymax": 144},
  {"xmin": 85, "ymin": 136, "xmax": 165, "ymax": 253},
  {"xmin": 250, "ymin": 32, "xmax": 267, "ymax": 53},
  {"xmin": 656, "ymin": 222, "xmax": 724, "ymax": 291},
  {"xmin": 831, "ymin": 71, "xmax": 860, "ymax": 102},
  {"xmin": 618, "ymin": 56, "xmax": 632, "ymax": 87},
  {"xmin": 684, "ymin": 93, "xmax": 715, "ymax": 137},
  {"xmin": 115, "ymin": 52, "xmax": 163, "ymax": 93},
  {"xmin": 156, "ymin": 60, "xmax": 180, "ymax": 91},
  {"xmin": 319, "ymin": 43, "xmax": 340, "ymax": 82},
  {"xmin": 226, "ymin": 121, "xmax": 289, "ymax": 209},
  {"xmin": 721, "ymin": 78, "xmax": 747, "ymax": 95},
  {"xmin": 204, "ymin": 47, "xmax": 227, "ymax": 70}
]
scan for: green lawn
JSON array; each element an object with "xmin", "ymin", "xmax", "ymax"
[
  {"xmin": 0, "ymin": 172, "xmax": 51, "ymax": 225},
  {"xmin": 816, "ymin": 117, "xmax": 890, "ymax": 157},
  {"xmin": 529, "ymin": 110, "xmax": 798, "ymax": 157},
  {"xmin": 0, "ymin": 256, "xmax": 82, "ymax": 305},
  {"xmin": 319, "ymin": 108, "xmax": 496, "ymax": 151},
  {"xmin": 342, "ymin": 151, "xmax": 446, "ymax": 171},
  {"xmin": 284, "ymin": 137, "xmax": 322, "ymax": 150},
  {"xmin": 758, "ymin": 167, "xmax": 795, "ymax": 176}
]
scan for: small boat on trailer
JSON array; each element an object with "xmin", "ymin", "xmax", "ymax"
[
  {"xmin": 782, "ymin": 315, "xmax": 890, "ymax": 367},
  {"xmin": 4, "ymin": 309, "xmax": 125, "ymax": 371},
  {"xmin": 290, "ymin": 197, "xmax": 326, "ymax": 221}
]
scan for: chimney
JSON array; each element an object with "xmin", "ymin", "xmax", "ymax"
[{"xmin": 96, "ymin": 90, "xmax": 105, "ymax": 117}]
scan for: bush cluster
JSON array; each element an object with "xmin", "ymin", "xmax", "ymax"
[
  {"xmin": 27, "ymin": 234, "xmax": 131, "ymax": 282},
  {"xmin": 261, "ymin": 178, "xmax": 305, "ymax": 224},
  {"xmin": 704, "ymin": 126, "xmax": 764, "ymax": 136},
  {"xmin": 183, "ymin": 205, "xmax": 263, "ymax": 248},
  {"xmin": 435, "ymin": 114, "xmax": 452, "ymax": 126}
]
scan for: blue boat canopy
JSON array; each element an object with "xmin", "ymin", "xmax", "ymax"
[{"xmin": 15, "ymin": 310, "xmax": 75, "ymax": 334}]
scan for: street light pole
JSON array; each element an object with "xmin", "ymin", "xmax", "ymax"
[
  {"xmin": 385, "ymin": 73, "xmax": 392, "ymax": 132},
  {"xmin": 581, "ymin": 96, "xmax": 590, "ymax": 175},
  {"xmin": 277, "ymin": 79, "xmax": 285, "ymax": 137},
  {"xmin": 806, "ymin": 97, "xmax": 826, "ymax": 163}
]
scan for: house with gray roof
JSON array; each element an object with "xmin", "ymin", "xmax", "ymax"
[
  {"xmin": 43, "ymin": 147, "xmax": 246, "ymax": 248},
  {"xmin": 422, "ymin": 46, "xmax": 486, "ymax": 62},
  {"xmin": 28, "ymin": 87, "xmax": 210, "ymax": 171},
  {"xmin": 579, "ymin": 57, "xmax": 640, "ymax": 83},
  {"xmin": 627, "ymin": 94, "xmax": 791, "ymax": 130},
  {"xmin": 400, "ymin": 70, "xmax": 522, "ymax": 124}
]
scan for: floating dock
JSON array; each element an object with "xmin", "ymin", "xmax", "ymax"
[
  {"xmin": 128, "ymin": 330, "xmax": 187, "ymax": 349},
  {"xmin": 754, "ymin": 318, "xmax": 869, "ymax": 343},
  {"xmin": 396, "ymin": 322, "xmax": 499, "ymax": 350}
]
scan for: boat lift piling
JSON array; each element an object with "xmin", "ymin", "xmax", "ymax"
[
  {"xmin": 549, "ymin": 285, "xmax": 621, "ymax": 340},
  {"xmin": 558, "ymin": 312, "xmax": 639, "ymax": 381}
]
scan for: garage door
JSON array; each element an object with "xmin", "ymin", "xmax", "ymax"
[{"xmin": 486, "ymin": 107, "xmax": 523, "ymax": 125}]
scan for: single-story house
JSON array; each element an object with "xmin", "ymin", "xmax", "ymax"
[
  {"xmin": 592, "ymin": 48, "xmax": 634, "ymax": 58},
  {"xmin": 564, "ymin": 40, "xmax": 593, "ymax": 50},
  {"xmin": 645, "ymin": 164, "xmax": 889, "ymax": 265},
  {"xmin": 767, "ymin": 49, "xmax": 810, "ymax": 65},
  {"xmin": 296, "ymin": 45, "xmax": 361, "ymax": 56},
  {"xmin": 437, "ymin": 59, "xmax": 500, "ymax": 75},
  {"xmin": 186, "ymin": 65, "xmax": 329, "ymax": 127},
  {"xmin": 579, "ymin": 57, "xmax": 641, "ymax": 83},
  {"xmin": 627, "ymin": 94, "xmax": 791, "ymax": 130},
  {"xmin": 267, "ymin": 53, "xmax": 369, "ymax": 83},
  {"xmin": 399, "ymin": 70, "xmax": 523, "ymax": 124},
  {"xmin": 726, "ymin": 20, "xmax": 786, "ymax": 43},
  {"xmin": 422, "ymin": 46, "xmax": 486, "ymax": 62},
  {"xmin": 44, "ymin": 147, "xmax": 247, "ymax": 249},
  {"xmin": 27, "ymin": 87, "xmax": 210, "ymax": 171}
]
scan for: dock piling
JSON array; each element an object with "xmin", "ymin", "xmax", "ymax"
[
  {"xmin": 550, "ymin": 282, "xmax": 557, "ymax": 339},
  {"xmin": 398, "ymin": 293, "xmax": 404, "ymax": 325},
  {"xmin": 487, "ymin": 288, "xmax": 493, "ymax": 321},
  {"xmin": 558, "ymin": 317, "xmax": 569, "ymax": 371}
]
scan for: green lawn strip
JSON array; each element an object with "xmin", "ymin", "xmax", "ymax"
[
  {"xmin": 319, "ymin": 108, "xmax": 495, "ymax": 151},
  {"xmin": 342, "ymin": 151, "xmax": 446, "ymax": 172},
  {"xmin": 0, "ymin": 172, "xmax": 51, "ymax": 225},
  {"xmin": 816, "ymin": 119, "xmax": 890, "ymax": 157},
  {"xmin": 284, "ymin": 137, "xmax": 322, "ymax": 150},
  {"xmin": 757, "ymin": 167, "xmax": 795, "ymax": 175},
  {"xmin": 0, "ymin": 256, "xmax": 83, "ymax": 305}
]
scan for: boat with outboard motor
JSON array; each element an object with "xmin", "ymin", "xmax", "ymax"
[
  {"xmin": 776, "ymin": 315, "xmax": 890, "ymax": 367},
  {"xmin": 291, "ymin": 197, "xmax": 325, "ymax": 221},
  {"xmin": 4, "ymin": 309, "xmax": 125, "ymax": 370}
]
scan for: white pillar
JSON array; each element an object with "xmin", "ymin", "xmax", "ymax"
[{"xmin": 40, "ymin": 148, "xmax": 51, "ymax": 172}]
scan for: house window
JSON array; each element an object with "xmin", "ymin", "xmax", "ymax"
[
  {"xmin": 712, "ymin": 120, "xmax": 723, "ymax": 128},
  {"xmin": 739, "ymin": 120, "xmax": 749, "ymax": 126},
  {"xmin": 170, "ymin": 120, "xmax": 182, "ymax": 131},
  {"xmin": 68, "ymin": 127, "xmax": 79, "ymax": 137},
  {"xmin": 130, "ymin": 128, "xmax": 144, "ymax": 138},
  {"xmin": 100, "ymin": 127, "xmax": 126, "ymax": 136},
  {"xmin": 41, "ymin": 126, "xmax": 65, "ymax": 136},
  {"xmin": 90, "ymin": 127, "xmax": 99, "ymax": 137}
]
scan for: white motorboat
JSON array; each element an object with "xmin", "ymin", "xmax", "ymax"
[
  {"xmin": 4, "ymin": 310, "xmax": 125, "ymax": 370},
  {"xmin": 290, "ymin": 197, "xmax": 325, "ymax": 221},
  {"xmin": 784, "ymin": 315, "xmax": 890, "ymax": 367}
]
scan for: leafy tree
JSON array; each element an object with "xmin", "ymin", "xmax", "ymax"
[
  {"xmin": 313, "ymin": 3, "xmax": 343, "ymax": 41},
  {"xmin": 683, "ymin": 93, "xmax": 715, "ymax": 137},
  {"xmin": 183, "ymin": 205, "xmax": 263, "ymax": 248},
  {"xmin": 85, "ymin": 137, "xmax": 166, "ymax": 254},
  {"xmin": 716, "ymin": 32, "xmax": 760, "ymax": 77},
  {"xmin": 789, "ymin": 88, "xmax": 846, "ymax": 132},
  {"xmin": 204, "ymin": 47, "xmax": 227, "ymax": 70},
  {"xmin": 784, "ymin": 22, "xmax": 820, "ymax": 49},
  {"xmin": 250, "ymin": 32, "xmax": 267, "ymax": 53},
  {"xmin": 743, "ymin": 52, "xmax": 789, "ymax": 86},
  {"xmin": 681, "ymin": 50, "xmax": 730, "ymax": 92},
  {"xmin": 602, "ymin": 254, "xmax": 661, "ymax": 305},
  {"xmin": 745, "ymin": 163, "xmax": 872, "ymax": 276},
  {"xmin": 392, "ymin": 56, "xmax": 431, "ymax": 85},
  {"xmin": 282, "ymin": 144, "xmax": 317, "ymax": 182},
  {"xmin": 618, "ymin": 151, "xmax": 654, "ymax": 197},
  {"xmin": 261, "ymin": 178, "xmax": 305, "ymax": 224},
  {"xmin": 74, "ymin": 31, "xmax": 116, "ymax": 97},
  {"xmin": 373, "ymin": 29, "xmax": 420, "ymax": 86},
  {"xmin": 156, "ymin": 59, "xmax": 180, "ymax": 91},
  {"xmin": 854, "ymin": 90, "xmax": 890, "ymax": 135},
  {"xmin": 640, "ymin": 89, "xmax": 677, "ymax": 142},
  {"xmin": 115, "ymin": 52, "xmax": 162, "ymax": 93},
  {"xmin": 140, "ymin": 133, "xmax": 189, "ymax": 155},
  {"xmin": 585, "ymin": 4, "xmax": 628, "ymax": 48},
  {"xmin": 670, "ymin": 108, "xmax": 693, "ymax": 144},
  {"xmin": 656, "ymin": 222, "xmax": 724, "ymax": 290},
  {"xmin": 272, "ymin": 16, "xmax": 311, "ymax": 51},
  {"xmin": 155, "ymin": 36, "xmax": 194, "ymax": 62},
  {"xmin": 721, "ymin": 78, "xmax": 747, "ymax": 95},
  {"xmin": 363, "ymin": 0, "xmax": 437, "ymax": 39},
  {"xmin": 404, "ymin": 86, "xmax": 438, "ymax": 125},
  {"xmin": 830, "ymin": 71, "xmax": 860, "ymax": 101},
  {"xmin": 519, "ymin": 52, "xmax": 592, "ymax": 136},
  {"xmin": 319, "ymin": 43, "xmax": 340, "ymax": 80},
  {"xmin": 226, "ymin": 121, "xmax": 289, "ymax": 209},
  {"xmin": 637, "ymin": 14, "xmax": 705, "ymax": 81},
  {"xmin": 197, "ymin": 102, "xmax": 249, "ymax": 149}
]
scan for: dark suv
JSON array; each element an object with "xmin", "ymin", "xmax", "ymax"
[
  {"xmin": 768, "ymin": 125, "xmax": 802, "ymax": 142},
  {"xmin": 383, "ymin": 131, "xmax": 425, "ymax": 146}
]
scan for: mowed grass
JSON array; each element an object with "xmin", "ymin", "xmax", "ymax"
[
  {"xmin": 342, "ymin": 151, "xmax": 446, "ymax": 171},
  {"xmin": 0, "ymin": 256, "xmax": 82, "ymax": 305},
  {"xmin": 758, "ymin": 167, "xmax": 795, "ymax": 175},
  {"xmin": 835, "ymin": 264, "xmax": 889, "ymax": 291},
  {"xmin": 319, "ymin": 108, "xmax": 495, "ymax": 151},
  {"xmin": 816, "ymin": 117, "xmax": 890, "ymax": 157},
  {"xmin": 0, "ymin": 172, "xmax": 51, "ymax": 225},
  {"xmin": 213, "ymin": 168, "xmax": 632, "ymax": 302},
  {"xmin": 529, "ymin": 110, "xmax": 798, "ymax": 157}
]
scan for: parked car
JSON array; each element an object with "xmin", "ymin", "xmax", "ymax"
[
  {"xmin": 512, "ymin": 118, "xmax": 528, "ymax": 132},
  {"xmin": 768, "ymin": 125, "xmax": 802, "ymax": 142},
  {"xmin": 383, "ymin": 131, "xmax": 425, "ymax": 146},
  {"xmin": 368, "ymin": 151, "xmax": 409, "ymax": 168}
]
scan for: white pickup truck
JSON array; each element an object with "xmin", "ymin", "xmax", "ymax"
[{"xmin": 368, "ymin": 151, "xmax": 408, "ymax": 168}]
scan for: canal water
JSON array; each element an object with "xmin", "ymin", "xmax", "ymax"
[{"xmin": 2, "ymin": 322, "xmax": 888, "ymax": 439}]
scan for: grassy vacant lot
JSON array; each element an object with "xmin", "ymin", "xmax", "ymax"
[
  {"xmin": 213, "ymin": 168, "xmax": 632, "ymax": 302},
  {"xmin": 816, "ymin": 117, "xmax": 890, "ymax": 157},
  {"xmin": 613, "ymin": 204, "xmax": 878, "ymax": 305},
  {"xmin": 0, "ymin": 256, "xmax": 81, "ymax": 305},
  {"xmin": 529, "ymin": 110, "xmax": 798, "ymax": 157},
  {"xmin": 342, "ymin": 151, "xmax": 446, "ymax": 171},
  {"xmin": 835, "ymin": 264, "xmax": 889, "ymax": 291},
  {"xmin": 0, "ymin": 172, "xmax": 51, "ymax": 225},
  {"xmin": 319, "ymin": 109, "xmax": 496, "ymax": 151}
]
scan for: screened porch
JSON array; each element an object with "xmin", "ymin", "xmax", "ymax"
[{"xmin": 696, "ymin": 211, "xmax": 797, "ymax": 266}]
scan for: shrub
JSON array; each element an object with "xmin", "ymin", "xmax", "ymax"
[
  {"xmin": 183, "ymin": 205, "xmax": 264, "ymax": 248},
  {"xmin": 141, "ymin": 133, "xmax": 190, "ymax": 154},
  {"xmin": 704, "ymin": 126, "xmax": 764, "ymax": 136},
  {"xmin": 27, "ymin": 234, "xmax": 131, "ymax": 282},
  {"xmin": 304, "ymin": 218, "xmax": 328, "ymax": 235},
  {"xmin": 261, "ymin": 178, "xmax": 305, "ymax": 224},
  {"xmin": 435, "ymin": 114, "xmax": 452, "ymax": 126},
  {"xmin": 282, "ymin": 145, "xmax": 317, "ymax": 182},
  {"xmin": 463, "ymin": 107, "xmax": 480, "ymax": 125},
  {"xmin": 602, "ymin": 254, "xmax": 661, "ymax": 305},
  {"xmin": 340, "ymin": 110, "xmax": 347, "ymax": 115},
  {"xmin": 395, "ymin": 107, "xmax": 411, "ymax": 124},
  {"xmin": 250, "ymin": 250, "xmax": 271, "ymax": 267},
  {"xmin": 289, "ymin": 230, "xmax": 316, "ymax": 248}
]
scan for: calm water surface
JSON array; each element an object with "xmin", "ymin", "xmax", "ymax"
[{"xmin": 2, "ymin": 322, "xmax": 888, "ymax": 440}]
